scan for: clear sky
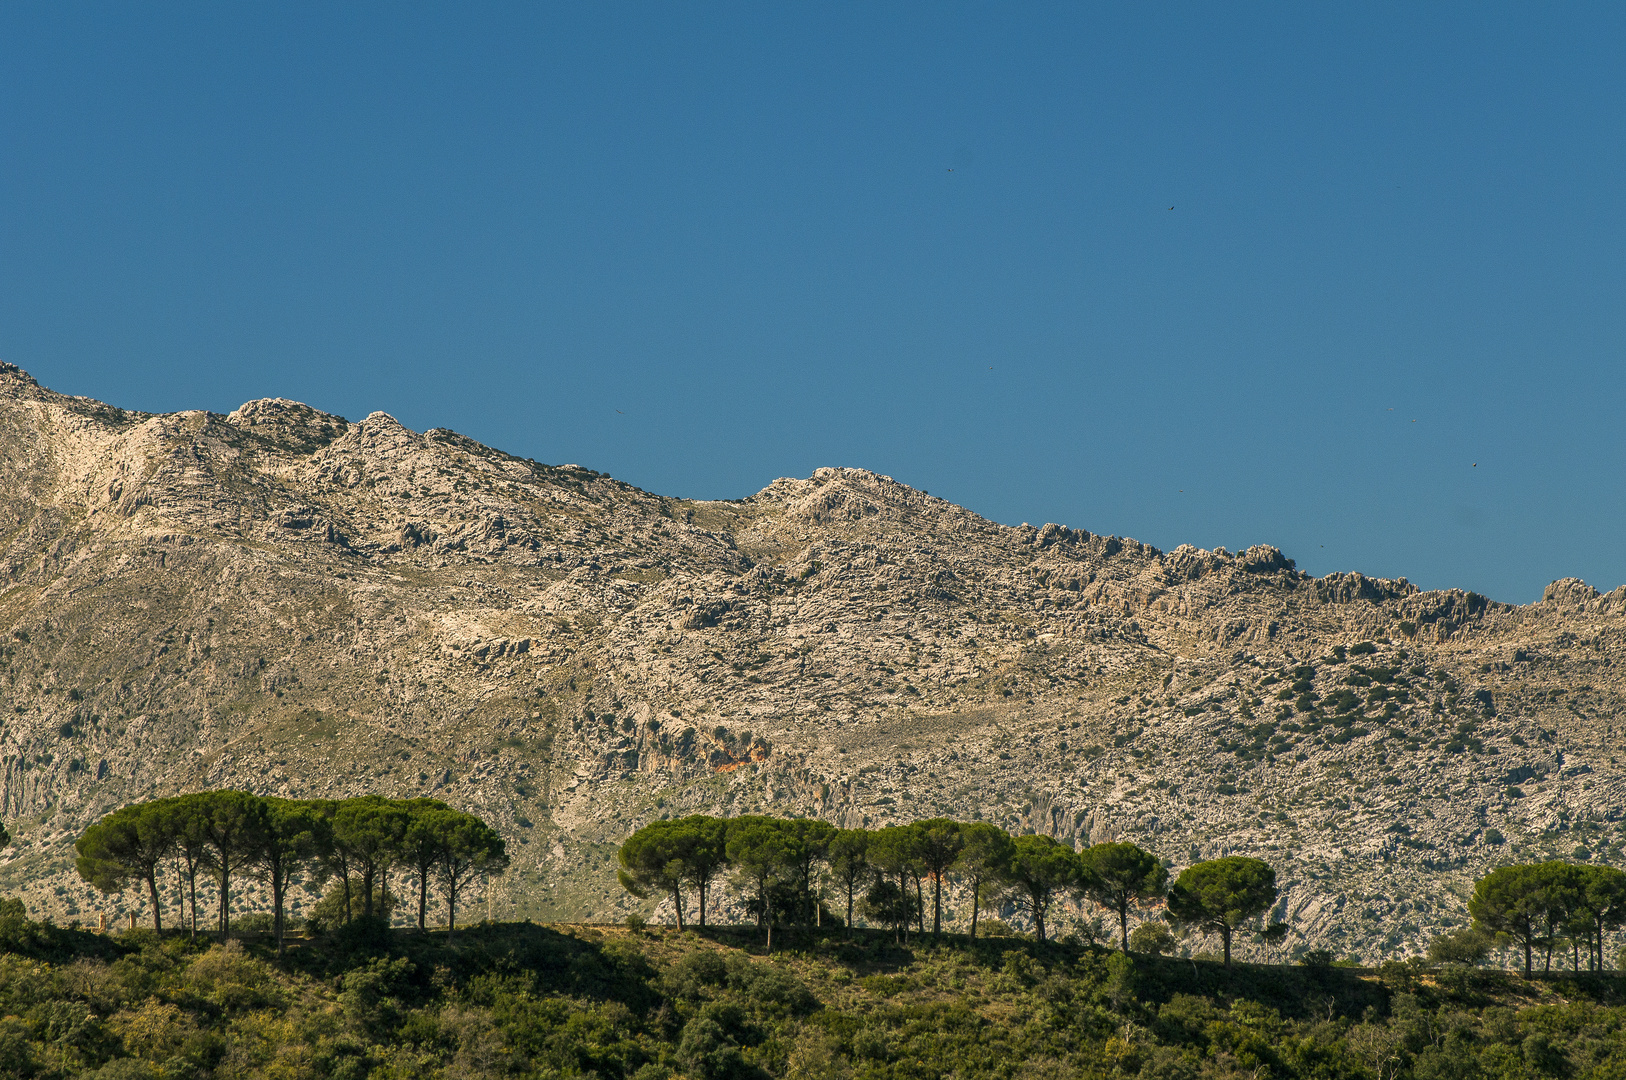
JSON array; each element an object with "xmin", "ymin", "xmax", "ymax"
[{"xmin": 2, "ymin": 4, "xmax": 1623, "ymax": 604}]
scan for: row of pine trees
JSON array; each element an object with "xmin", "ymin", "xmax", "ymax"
[
  {"xmin": 1467, "ymin": 861, "xmax": 1626, "ymax": 975},
  {"xmin": 73, "ymin": 791, "xmax": 508, "ymax": 952},
  {"xmin": 617, "ymin": 814, "xmax": 1285, "ymax": 962},
  {"xmin": 62, "ymin": 799, "xmax": 1626, "ymax": 972}
]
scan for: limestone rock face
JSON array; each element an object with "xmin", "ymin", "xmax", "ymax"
[{"xmin": 0, "ymin": 364, "xmax": 1622, "ymax": 962}]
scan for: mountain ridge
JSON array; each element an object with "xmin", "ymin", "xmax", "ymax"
[{"xmin": 0, "ymin": 362, "xmax": 1622, "ymax": 961}]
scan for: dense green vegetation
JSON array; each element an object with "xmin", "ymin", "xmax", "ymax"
[
  {"xmin": 1, "ymin": 806, "xmax": 1624, "ymax": 1076},
  {"xmin": 4, "ymin": 902, "xmax": 1626, "ymax": 1079}
]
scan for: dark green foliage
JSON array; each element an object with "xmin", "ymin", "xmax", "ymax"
[
  {"xmin": 999, "ymin": 834, "xmax": 1081, "ymax": 943},
  {"xmin": 824, "ymin": 828, "xmax": 870, "ymax": 936},
  {"xmin": 75, "ymin": 803, "xmax": 175, "ymax": 932},
  {"xmin": 1429, "ymin": 926, "xmax": 1494, "ymax": 966},
  {"xmin": 724, "ymin": 816, "xmax": 799, "ymax": 950},
  {"xmin": 1470, "ymin": 861, "xmax": 1626, "ymax": 976},
  {"xmin": 861, "ymin": 877, "xmax": 918, "ymax": 937},
  {"xmin": 1130, "ymin": 920, "xmax": 1177, "ymax": 956},
  {"xmin": 1080, "ymin": 840, "xmax": 1168, "ymax": 953},
  {"xmin": 1167, "ymin": 856, "xmax": 1280, "ymax": 966},
  {"xmin": 72, "ymin": 791, "xmax": 507, "ymax": 945},
  {"xmin": 957, "ymin": 821, "xmax": 1014, "ymax": 940},
  {"xmin": 2, "ymin": 896, "xmax": 1626, "ymax": 1080}
]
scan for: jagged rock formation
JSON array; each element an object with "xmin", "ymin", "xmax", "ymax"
[{"xmin": 0, "ymin": 362, "xmax": 1623, "ymax": 960}]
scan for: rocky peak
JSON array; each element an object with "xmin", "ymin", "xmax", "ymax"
[{"xmin": 1543, "ymin": 577, "xmax": 1601, "ymax": 607}]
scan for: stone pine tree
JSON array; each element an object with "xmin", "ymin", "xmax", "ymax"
[
  {"xmin": 782, "ymin": 818, "xmax": 836, "ymax": 927},
  {"xmin": 159, "ymin": 794, "xmax": 212, "ymax": 940},
  {"xmin": 310, "ymin": 799, "xmax": 358, "ymax": 925},
  {"xmin": 999, "ymin": 834, "xmax": 1081, "ymax": 943},
  {"xmin": 1469, "ymin": 863, "xmax": 1550, "ymax": 977},
  {"xmin": 1080, "ymin": 841, "xmax": 1168, "ymax": 953},
  {"xmin": 725, "ymin": 816, "xmax": 796, "ymax": 950},
  {"xmin": 915, "ymin": 818, "xmax": 965, "ymax": 936},
  {"xmin": 75, "ymin": 802, "xmax": 174, "ymax": 931},
  {"xmin": 825, "ymin": 829, "xmax": 869, "ymax": 937},
  {"xmin": 1469, "ymin": 861, "xmax": 1626, "ymax": 976},
  {"xmin": 619, "ymin": 819, "xmax": 696, "ymax": 928},
  {"xmin": 1577, "ymin": 865, "xmax": 1626, "ymax": 972},
  {"xmin": 432, "ymin": 810, "xmax": 509, "ymax": 939},
  {"xmin": 333, "ymin": 795, "xmax": 410, "ymax": 921},
  {"xmin": 255, "ymin": 798, "xmax": 329, "ymax": 956},
  {"xmin": 195, "ymin": 790, "xmax": 272, "ymax": 937},
  {"xmin": 399, "ymin": 798, "xmax": 456, "ymax": 933},
  {"xmin": 1166, "ymin": 856, "xmax": 1280, "ymax": 967},
  {"xmin": 957, "ymin": 822, "xmax": 1013, "ymax": 939},
  {"xmin": 866, "ymin": 825, "xmax": 925, "ymax": 943},
  {"xmin": 679, "ymin": 816, "xmax": 729, "ymax": 928}
]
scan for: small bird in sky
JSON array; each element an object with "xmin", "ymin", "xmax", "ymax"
[
  {"xmin": 615, "ymin": 410, "xmax": 624, "ymax": 414},
  {"xmin": 1386, "ymin": 407, "xmax": 1394, "ymax": 411},
  {"xmin": 1473, "ymin": 463, "xmax": 1477, "ymax": 467},
  {"xmin": 947, "ymin": 168, "xmax": 954, "ymax": 172},
  {"xmin": 1168, "ymin": 206, "xmax": 1174, "ymax": 210}
]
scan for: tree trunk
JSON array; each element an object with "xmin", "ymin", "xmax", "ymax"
[
  {"xmin": 898, "ymin": 870, "xmax": 908, "ymax": 944},
  {"xmin": 1221, "ymin": 924, "xmax": 1232, "ymax": 967},
  {"xmin": 218, "ymin": 861, "xmax": 231, "ymax": 938},
  {"xmin": 176, "ymin": 862, "xmax": 188, "ymax": 939},
  {"xmin": 184, "ymin": 860, "xmax": 198, "ymax": 941},
  {"xmin": 272, "ymin": 870, "xmax": 286, "ymax": 958},
  {"xmin": 845, "ymin": 881, "xmax": 855, "ymax": 939},
  {"xmin": 970, "ymin": 875, "xmax": 980, "ymax": 939},
  {"xmin": 145, "ymin": 873, "xmax": 163, "ymax": 933},
  {"xmin": 932, "ymin": 873, "xmax": 942, "ymax": 936},
  {"xmin": 418, "ymin": 869, "xmax": 429, "ymax": 933},
  {"xmin": 1119, "ymin": 906, "xmax": 1130, "ymax": 953},
  {"xmin": 672, "ymin": 884, "xmax": 685, "ymax": 931},
  {"xmin": 699, "ymin": 875, "xmax": 708, "ymax": 928}
]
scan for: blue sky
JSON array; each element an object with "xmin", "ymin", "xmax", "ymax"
[{"xmin": 2, "ymin": 4, "xmax": 1623, "ymax": 603}]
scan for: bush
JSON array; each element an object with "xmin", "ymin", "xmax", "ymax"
[
  {"xmin": 1129, "ymin": 921, "xmax": 1176, "ymax": 957},
  {"xmin": 305, "ymin": 882, "xmax": 394, "ymax": 934},
  {"xmin": 1428, "ymin": 927, "xmax": 1492, "ymax": 966}
]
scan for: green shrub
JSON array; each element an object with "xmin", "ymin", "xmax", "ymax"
[{"xmin": 1130, "ymin": 921, "xmax": 1175, "ymax": 957}]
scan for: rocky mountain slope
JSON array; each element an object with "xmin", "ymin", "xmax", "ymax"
[{"xmin": 0, "ymin": 362, "xmax": 1622, "ymax": 960}]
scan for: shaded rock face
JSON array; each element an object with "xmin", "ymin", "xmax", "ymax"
[{"xmin": 0, "ymin": 365, "xmax": 1622, "ymax": 961}]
